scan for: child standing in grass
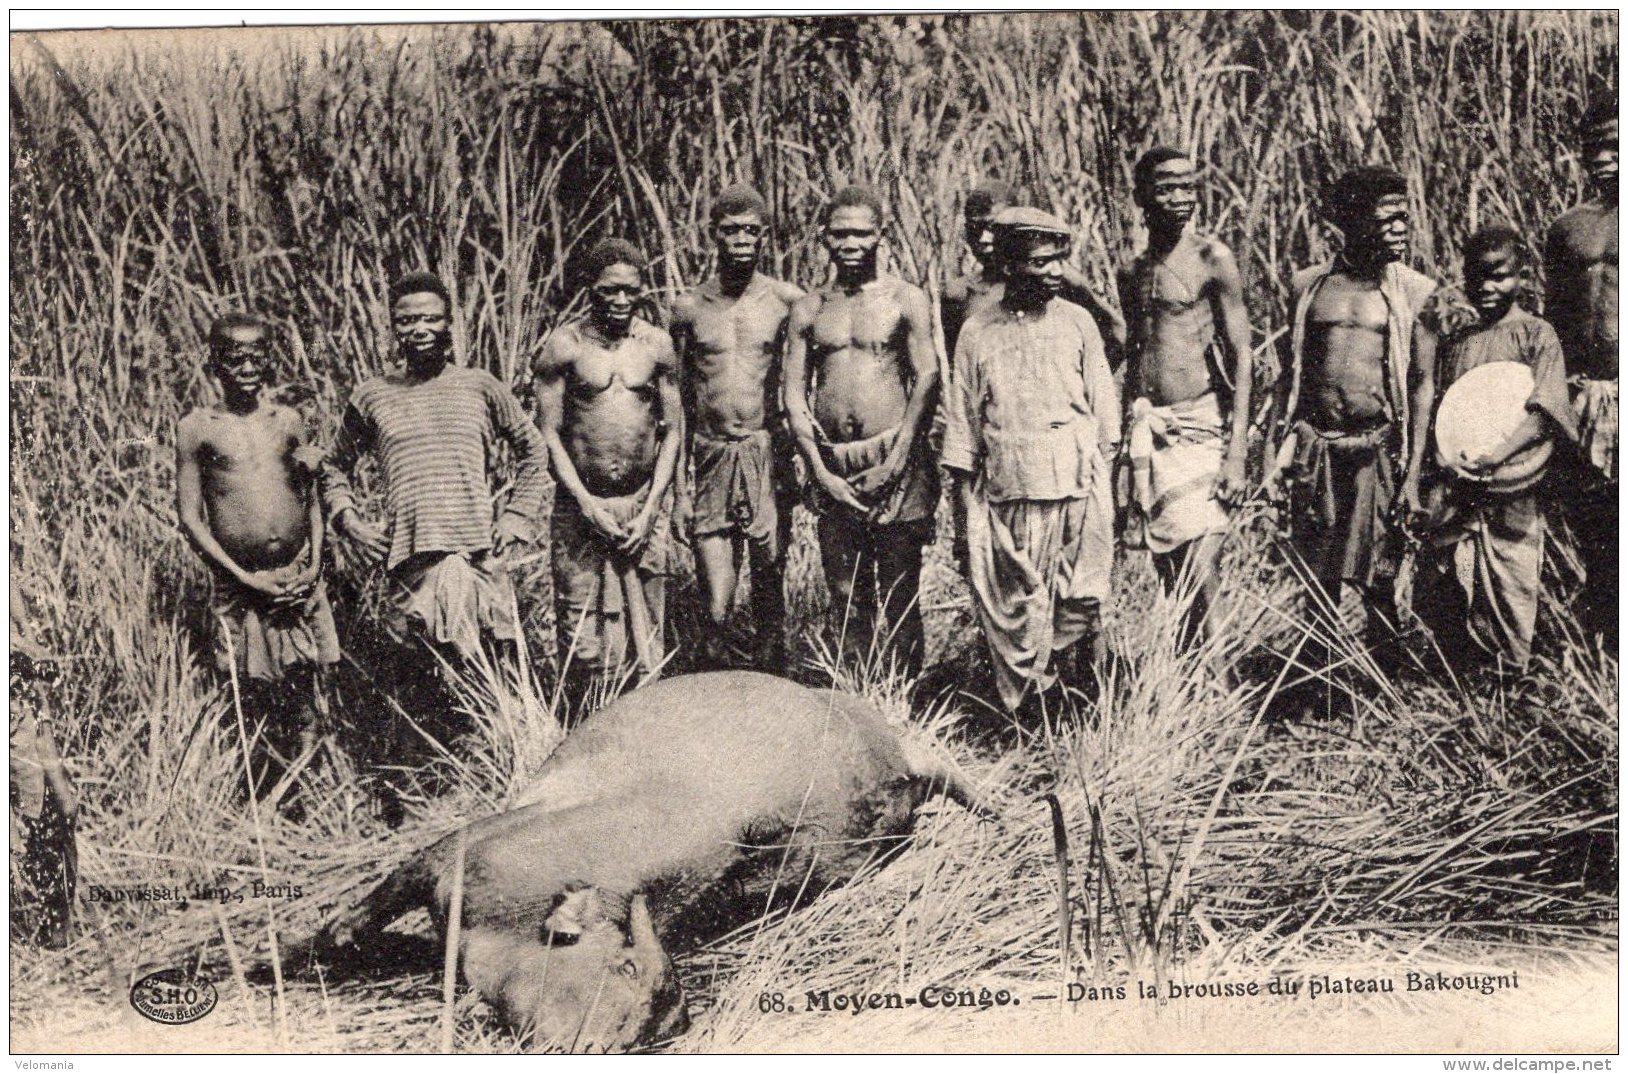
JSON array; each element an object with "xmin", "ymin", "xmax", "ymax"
[
  {"xmin": 1414, "ymin": 226, "xmax": 1577, "ymax": 674},
  {"xmin": 176, "ymin": 313, "xmax": 339, "ymax": 805}
]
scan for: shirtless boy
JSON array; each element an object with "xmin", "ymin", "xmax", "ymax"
[
  {"xmin": 671, "ymin": 185, "xmax": 804, "ymax": 670},
  {"xmin": 785, "ymin": 186, "xmax": 939, "ymax": 677},
  {"xmin": 1119, "ymin": 148, "xmax": 1253, "ymax": 652},
  {"xmin": 1280, "ymin": 167, "xmax": 1439, "ymax": 647},
  {"xmin": 1415, "ymin": 225, "xmax": 1576, "ymax": 673},
  {"xmin": 536, "ymin": 239, "xmax": 683, "ymax": 693},
  {"xmin": 177, "ymin": 313, "xmax": 338, "ymax": 798},
  {"xmin": 1545, "ymin": 97, "xmax": 1618, "ymax": 639}
]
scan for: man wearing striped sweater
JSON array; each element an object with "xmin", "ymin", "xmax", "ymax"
[{"xmin": 323, "ymin": 272, "xmax": 549, "ymax": 677}]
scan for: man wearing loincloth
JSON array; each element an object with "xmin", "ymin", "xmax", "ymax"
[
  {"xmin": 1544, "ymin": 97, "xmax": 1618, "ymax": 642},
  {"xmin": 1415, "ymin": 226, "xmax": 1577, "ymax": 673},
  {"xmin": 1118, "ymin": 147, "xmax": 1255, "ymax": 654},
  {"xmin": 1278, "ymin": 167, "xmax": 1440, "ymax": 653},
  {"xmin": 178, "ymin": 313, "xmax": 339, "ymax": 801},
  {"xmin": 785, "ymin": 186, "xmax": 939, "ymax": 677},
  {"xmin": 536, "ymin": 240, "xmax": 683, "ymax": 693},
  {"xmin": 671, "ymin": 185, "xmax": 804, "ymax": 671},
  {"xmin": 324, "ymin": 274, "xmax": 548, "ymax": 693},
  {"xmin": 943, "ymin": 208, "xmax": 1120, "ymax": 712}
]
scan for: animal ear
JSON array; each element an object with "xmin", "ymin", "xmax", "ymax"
[
  {"xmin": 543, "ymin": 885, "xmax": 612, "ymax": 938},
  {"xmin": 627, "ymin": 893, "xmax": 662, "ymax": 963}
]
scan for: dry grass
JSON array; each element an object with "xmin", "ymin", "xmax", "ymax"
[{"xmin": 9, "ymin": 12, "xmax": 1617, "ymax": 1054}]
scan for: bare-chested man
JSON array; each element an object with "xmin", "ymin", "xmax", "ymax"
[
  {"xmin": 536, "ymin": 239, "xmax": 683, "ymax": 696},
  {"xmin": 178, "ymin": 313, "xmax": 338, "ymax": 800},
  {"xmin": 1119, "ymin": 148, "xmax": 1253, "ymax": 653},
  {"xmin": 1279, "ymin": 166, "xmax": 1439, "ymax": 648},
  {"xmin": 671, "ymin": 185, "xmax": 804, "ymax": 671},
  {"xmin": 785, "ymin": 186, "xmax": 939, "ymax": 677},
  {"xmin": 1545, "ymin": 97, "xmax": 1618, "ymax": 640}
]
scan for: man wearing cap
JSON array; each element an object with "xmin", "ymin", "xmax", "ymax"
[
  {"xmin": 785, "ymin": 185, "xmax": 939, "ymax": 676},
  {"xmin": 942, "ymin": 181, "xmax": 1127, "ymax": 375},
  {"xmin": 943, "ymin": 207, "xmax": 1120, "ymax": 712},
  {"xmin": 1118, "ymin": 147, "xmax": 1254, "ymax": 655},
  {"xmin": 939, "ymin": 183, "xmax": 1126, "ymax": 571},
  {"xmin": 671, "ymin": 185, "xmax": 805, "ymax": 671},
  {"xmin": 1276, "ymin": 167, "xmax": 1439, "ymax": 647},
  {"xmin": 324, "ymin": 272, "xmax": 549, "ymax": 676}
]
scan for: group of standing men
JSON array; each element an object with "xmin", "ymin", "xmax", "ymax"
[{"xmin": 172, "ymin": 101, "xmax": 1618, "ymax": 784}]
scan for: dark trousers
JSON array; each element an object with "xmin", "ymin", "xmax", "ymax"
[
  {"xmin": 816, "ymin": 512, "xmax": 933, "ymax": 678},
  {"xmin": 695, "ymin": 487, "xmax": 796, "ymax": 674},
  {"xmin": 1569, "ymin": 477, "xmax": 1619, "ymax": 646}
]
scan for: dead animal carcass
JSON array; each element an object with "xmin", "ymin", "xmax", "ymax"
[{"xmin": 289, "ymin": 671, "xmax": 989, "ymax": 1051}]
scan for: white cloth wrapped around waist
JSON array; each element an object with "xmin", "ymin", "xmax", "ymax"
[
  {"xmin": 1125, "ymin": 392, "xmax": 1230, "ymax": 553},
  {"xmin": 982, "ymin": 412, "xmax": 1104, "ymax": 503}
]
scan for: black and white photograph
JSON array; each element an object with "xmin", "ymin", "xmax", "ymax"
[{"xmin": 8, "ymin": 10, "xmax": 1619, "ymax": 1056}]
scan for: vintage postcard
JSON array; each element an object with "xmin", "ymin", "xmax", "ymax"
[{"xmin": 8, "ymin": 10, "xmax": 1618, "ymax": 1057}]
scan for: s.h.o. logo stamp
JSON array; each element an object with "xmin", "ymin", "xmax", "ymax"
[{"xmin": 129, "ymin": 969, "xmax": 218, "ymax": 1025}]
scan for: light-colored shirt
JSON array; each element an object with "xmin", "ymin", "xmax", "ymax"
[
  {"xmin": 322, "ymin": 365, "xmax": 548, "ymax": 571},
  {"xmin": 942, "ymin": 299, "xmax": 1120, "ymax": 503},
  {"xmin": 1438, "ymin": 313, "xmax": 1577, "ymax": 444}
]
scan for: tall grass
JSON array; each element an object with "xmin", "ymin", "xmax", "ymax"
[{"xmin": 9, "ymin": 12, "xmax": 1616, "ymax": 1053}]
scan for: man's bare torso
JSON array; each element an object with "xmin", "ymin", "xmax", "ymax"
[
  {"xmin": 675, "ymin": 274, "xmax": 802, "ymax": 439},
  {"xmin": 942, "ymin": 271, "xmax": 999, "ymax": 362},
  {"xmin": 1301, "ymin": 272, "xmax": 1391, "ymax": 430},
  {"xmin": 805, "ymin": 276, "xmax": 915, "ymax": 443},
  {"xmin": 1547, "ymin": 201, "xmax": 1618, "ymax": 380},
  {"xmin": 558, "ymin": 322, "xmax": 668, "ymax": 496},
  {"xmin": 1123, "ymin": 236, "xmax": 1223, "ymax": 406},
  {"xmin": 181, "ymin": 402, "xmax": 308, "ymax": 570}
]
